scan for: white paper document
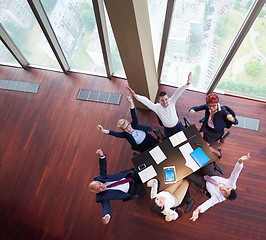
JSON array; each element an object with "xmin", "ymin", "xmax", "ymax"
[
  {"xmin": 149, "ymin": 146, "xmax": 167, "ymax": 164},
  {"xmin": 179, "ymin": 143, "xmax": 200, "ymax": 172},
  {"xmin": 169, "ymin": 131, "xmax": 187, "ymax": 147},
  {"xmin": 138, "ymin": 165, "xmax": 157, "ymax": 183}
]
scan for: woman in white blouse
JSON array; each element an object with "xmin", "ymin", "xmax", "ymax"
[{"xmin": 147, "ymin": 179, "xmax": 191, "ymax": 221}]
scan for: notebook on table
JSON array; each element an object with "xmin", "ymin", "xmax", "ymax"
[{"xmin": 189, "ymin": 147, "xmax": 210, "ymax": 167}]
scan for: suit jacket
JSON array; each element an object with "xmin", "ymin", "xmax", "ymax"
[
  {"xmin": 189, "ymin": 104, "xmax": 238, "ymax": 133},
  {"xmin": 108, "ymin": 108, "xmax": 153, "ymax": 150},
  {"xmin": 94, "ymin": 155, "xmax": 134, "ymax": 216}
]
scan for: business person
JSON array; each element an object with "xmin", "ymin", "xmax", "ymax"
[
  {"xmin": 127, "ymin": 72, "xmax": 192, "ymax": 138},
  {"xmin": 147, "ymin": 179, "xmax": 194, "ymax": 221},
  {"xmin": 185, "ymin": 153, "xmax": 250, "ymax": 221},
  {"xmin": 89, "ymin": 149, "xmax": 146, "ymax": 225},
  {"xmin": 97, "ymin": 96, "xmax": 159, "ymax": 152},
  {"xmin": 189, "ymin": 93, "xmax": 238, "ymax": 158}
]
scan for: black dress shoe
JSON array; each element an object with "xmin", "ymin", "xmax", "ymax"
[
  {"xmin": 217, "ymin": 148, "xmax": 222, "ymax": 159},
  {"xmin": 184, "ymin": 198, "xmax": 195, "ymax": 213}
]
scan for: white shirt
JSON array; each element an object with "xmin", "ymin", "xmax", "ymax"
[
  {"xmin": 105, "ymin": 178, "xmax": 130, "ymax": 193},
  {"xmin": 150, "ymin": 179, "xmax": 179, "ymax": 220},
  {"xmin": 198, "ymin": 162, "xmax": 243, "ymax": 213},
  {"xmin": 136, "ymin": 84, "xmax": 188, "ymax": 128},
  {"xmin": 207, "ymin": 103, "xmax": 221, "ymax": 129},
  {"xmin": 131, "ymin": 129, "xmax": 146, "ymax": 144}
]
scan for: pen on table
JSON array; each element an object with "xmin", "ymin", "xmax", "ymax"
[{"xmin": 188, "ymin": 134, "xmax": 196, "ymax": 140}]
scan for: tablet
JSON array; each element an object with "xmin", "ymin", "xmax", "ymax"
[{"xmin": 163, "ymin": 166, "xmax": 177, "ymax": 184}]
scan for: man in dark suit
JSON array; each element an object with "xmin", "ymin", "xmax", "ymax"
[
  {"xmin": 97, "ymin": 96, "xmax": 159, "ymax": 152},
  {"xmin": 89, "ymin": 149, "xmax": 146, "ymax": 224}
]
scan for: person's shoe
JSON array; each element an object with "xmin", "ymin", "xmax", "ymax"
[
  {"xmin": 184, "ymin": 198, "xmax": 195, "ymax": 213},
  {"xmin": 217, "ymin": 148, "xmax": 222, "ymax": 159}
]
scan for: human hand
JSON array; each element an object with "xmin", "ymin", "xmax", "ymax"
[
  {"xmin": 189, "ymin": 109, "xmax": 195, "ymax": 114},
  {"xmin": 97, "ymin": 125, "xmax": 103, "ymax": 131},
  {"xmin": 187, "ymin": 72, "xmax": 192, "ymax": 85},
  {"xmin": 165, "ymin": 215, "xmax": 172, "ymax": 222},
  {"xmin": 147, "ymin": 179, "xmax": 157, "ymax": 187},
  {"xmin": 127, "ymin": 86, "xmax": 136, "ymax": 98},
  {"xmin": 238, "ymin": 153, "xmax": 250, "ymax": 164},
  {"xmin": 127, "ymin": 96, "xmax": 134, "ymax": 107},
  {"xmin": 101, "ymin": 215, "xmax": 111, "ymax": 225},
  {"xmin": 190, "ymin": 208, "xmax": 200, "ymax": 221},
  {"xmin": 96, "ymin": 149, "xmax": 104, "ymax": 157},
  {"xmin": 226, "ymin": 114, "xmax": 235, "ymax": 122}
]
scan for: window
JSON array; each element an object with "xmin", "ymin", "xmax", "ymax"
[
  {"xmin": 147, "ymin": 0, "xmax": 167, "ymax": 68},
  {"xmin": 160, "ymin": 0, "xmax": 256, "ymax": 92},
  {"xmin": 0, "ymin": 41, "xmax": 20, "ymax": 66},
  {"xmin": 104, "ymin": 4, "xmax": 126, "ymax": 78},
  {"xmin": 41, "ymin": 0, "xmax": 106, "ymax": 75},
  {"xmin": 217, "ymin": 5, "xmax": 266, "ymax": 99},
  {"xmin": 0, "ymin": 0, "xmax": 60, "ymax": 69}
]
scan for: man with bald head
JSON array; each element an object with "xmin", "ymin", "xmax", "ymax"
[{"xmin": 89, "ymin": 149, "xmax": 146, "ymax": 225}]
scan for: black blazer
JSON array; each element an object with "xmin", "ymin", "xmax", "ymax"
[
  {"xmin": 94, "ymin": 155, "xmax": 133, "ymax": 216},
  {"xmin": 108, "ymin": 108, "xmax": 153, "ymax": 150}
]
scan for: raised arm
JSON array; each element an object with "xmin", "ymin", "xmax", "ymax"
[
  {"xmin": 227, "ymin": 153, "xmax": 250, "ymax": 187},
  {"xmin": 127, "ymin": 86, "xmax": 158, "ymax": 112},
  {"xmin": 96, "ymin": 149, "xmax": 107, "ymax": 176},
  {"xmin": 127, "ymin": 86, "xmax": 137, "ymax": 98},
  {"xmin": 170, "ymin": 72, "xmax": 192, "ymax": 103},
  {"xmin": 97, "ymin": 125, "xmax": 110, "ymax": 134},
  {"xmin": 101, "ymin": 200, "xmax": 111, "ymax": 224},
  {"xmin": 147, "ymin": 179, "xmax": 159, "ymax": 199}
]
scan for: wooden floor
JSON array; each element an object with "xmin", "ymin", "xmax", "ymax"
[{"xmin": 0, "ymin": 65, "xmax": 265, "ymax": 240}]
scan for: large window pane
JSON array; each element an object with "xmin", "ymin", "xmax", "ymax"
[
  {"xmin": 147, "ymin": 0, "xmax": 167, "ymax": 68},
  {"xmin": 161, "ymin": 0, "xmax": 255, "ymax": 90},
  {"xmin": 0, "ymin": 41, "xmax": 20, "ymax": 66},
  {"xmin": 0, "ymin": 0, "xmax": 60, "ymax": 69},
  {"xmin": 217, "ymin": 6, "xmax": 266, "ymax": 99},
  {"xmin": 41, "ymin": 0, "xmax": 106, "ymax": 75},
  {"xmin": 104, "ymin": 5, "xmax": 126, "ymax": 78}
]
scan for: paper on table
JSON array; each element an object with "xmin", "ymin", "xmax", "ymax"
[
  {"xmin": 169, "ymin": 131, "xmax": 187, "ymax": 147},
  {"xmin": 138, "ymin": 165, "xmax": 157, "ymax": 183},
  {"xmin": 149, "ymin": 146, "xmax": 167, "ymax": 164},
  {"xmin": 179, "ymin": 143, "xmax": 200, "ymax": 172}
]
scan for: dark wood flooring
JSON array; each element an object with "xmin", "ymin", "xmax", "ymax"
[{"xmin": 0, "ymin": 65, "xmax": 265, "ymax": 240}]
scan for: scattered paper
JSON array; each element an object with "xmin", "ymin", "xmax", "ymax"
[
  {"xmin": 179, "ymin": 143, "xmax": 200, "ymax": 172},
  {"xmin": 149, "ymin": 146, "xmax": 167, "ymax": 164},
  {"xmin": 169, "ymin": 131, "xmax": 187, "ymax": 147},
  {"xmin": 138, "ymin": 165, "xmax": 157, "ymax": 183}
]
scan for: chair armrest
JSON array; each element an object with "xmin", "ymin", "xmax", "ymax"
[{"xmin": 183, "ymin": 116, "xmax": 192, "ymax": 128}]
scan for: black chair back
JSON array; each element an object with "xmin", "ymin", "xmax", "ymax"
[{"xmin": 223, "ymin": 105, "xmax": 236, "ymax": 129}]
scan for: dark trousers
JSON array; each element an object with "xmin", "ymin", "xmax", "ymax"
[
  {"xmin": 185, "ymin": 163, "xmax": 219, "ymax": 190},
  {"xmin": 164, "ymin": 121, "xmax": 186, "ymax": 138},
  {"xmin": 128, "ymin": 170, "xmax": 146, "ymax": 196}
]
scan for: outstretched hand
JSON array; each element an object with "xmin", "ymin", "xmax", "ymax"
[
  {"xmin": 187, "ymin": 72, "xmax": 192, "ymax": 85},
  {"xmin": 147, "ymin": 179, "xmax": 157, "ymax": 187},
  {"xmin": 127, "ymin": 86, "xmax": 136, "ymax": 98},
  {"xmin": 127, "ymin": 96, "xmax": 134, "ymax": 107},
  {"xmin": 226, "ymin": 114, "xmax": 235, "ymax": 122},
  {"xmin": 190, "ymin": 208, "xmax": 200, "ymax": 221},
  {"xmin": 96, "ymin": 149, "xmax": 104, "ymax": 157},
  {"xmin": 97, "ymin": 125, "xmax": 103, "ymax": 131},
  {"xmin": 101, "ymin": 215, "xmax": 110, "ymax": 225},
  {"xmin": 238, "ymin": 153, "xmax": 250, "ymax": 164}
]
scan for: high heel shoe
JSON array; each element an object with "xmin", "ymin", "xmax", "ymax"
[{"xmin": 217, "ymin": 148, "xmax": 222, "ymax": 159}]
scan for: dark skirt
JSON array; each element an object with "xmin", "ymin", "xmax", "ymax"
[{"xmin": 200, "ymin": 124, "xmax": 224, "ymax": 145}]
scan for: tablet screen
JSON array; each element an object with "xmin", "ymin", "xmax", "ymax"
[{"xmin": 164, "ymin": 166, "xmax": 176, "ymax": 184}]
